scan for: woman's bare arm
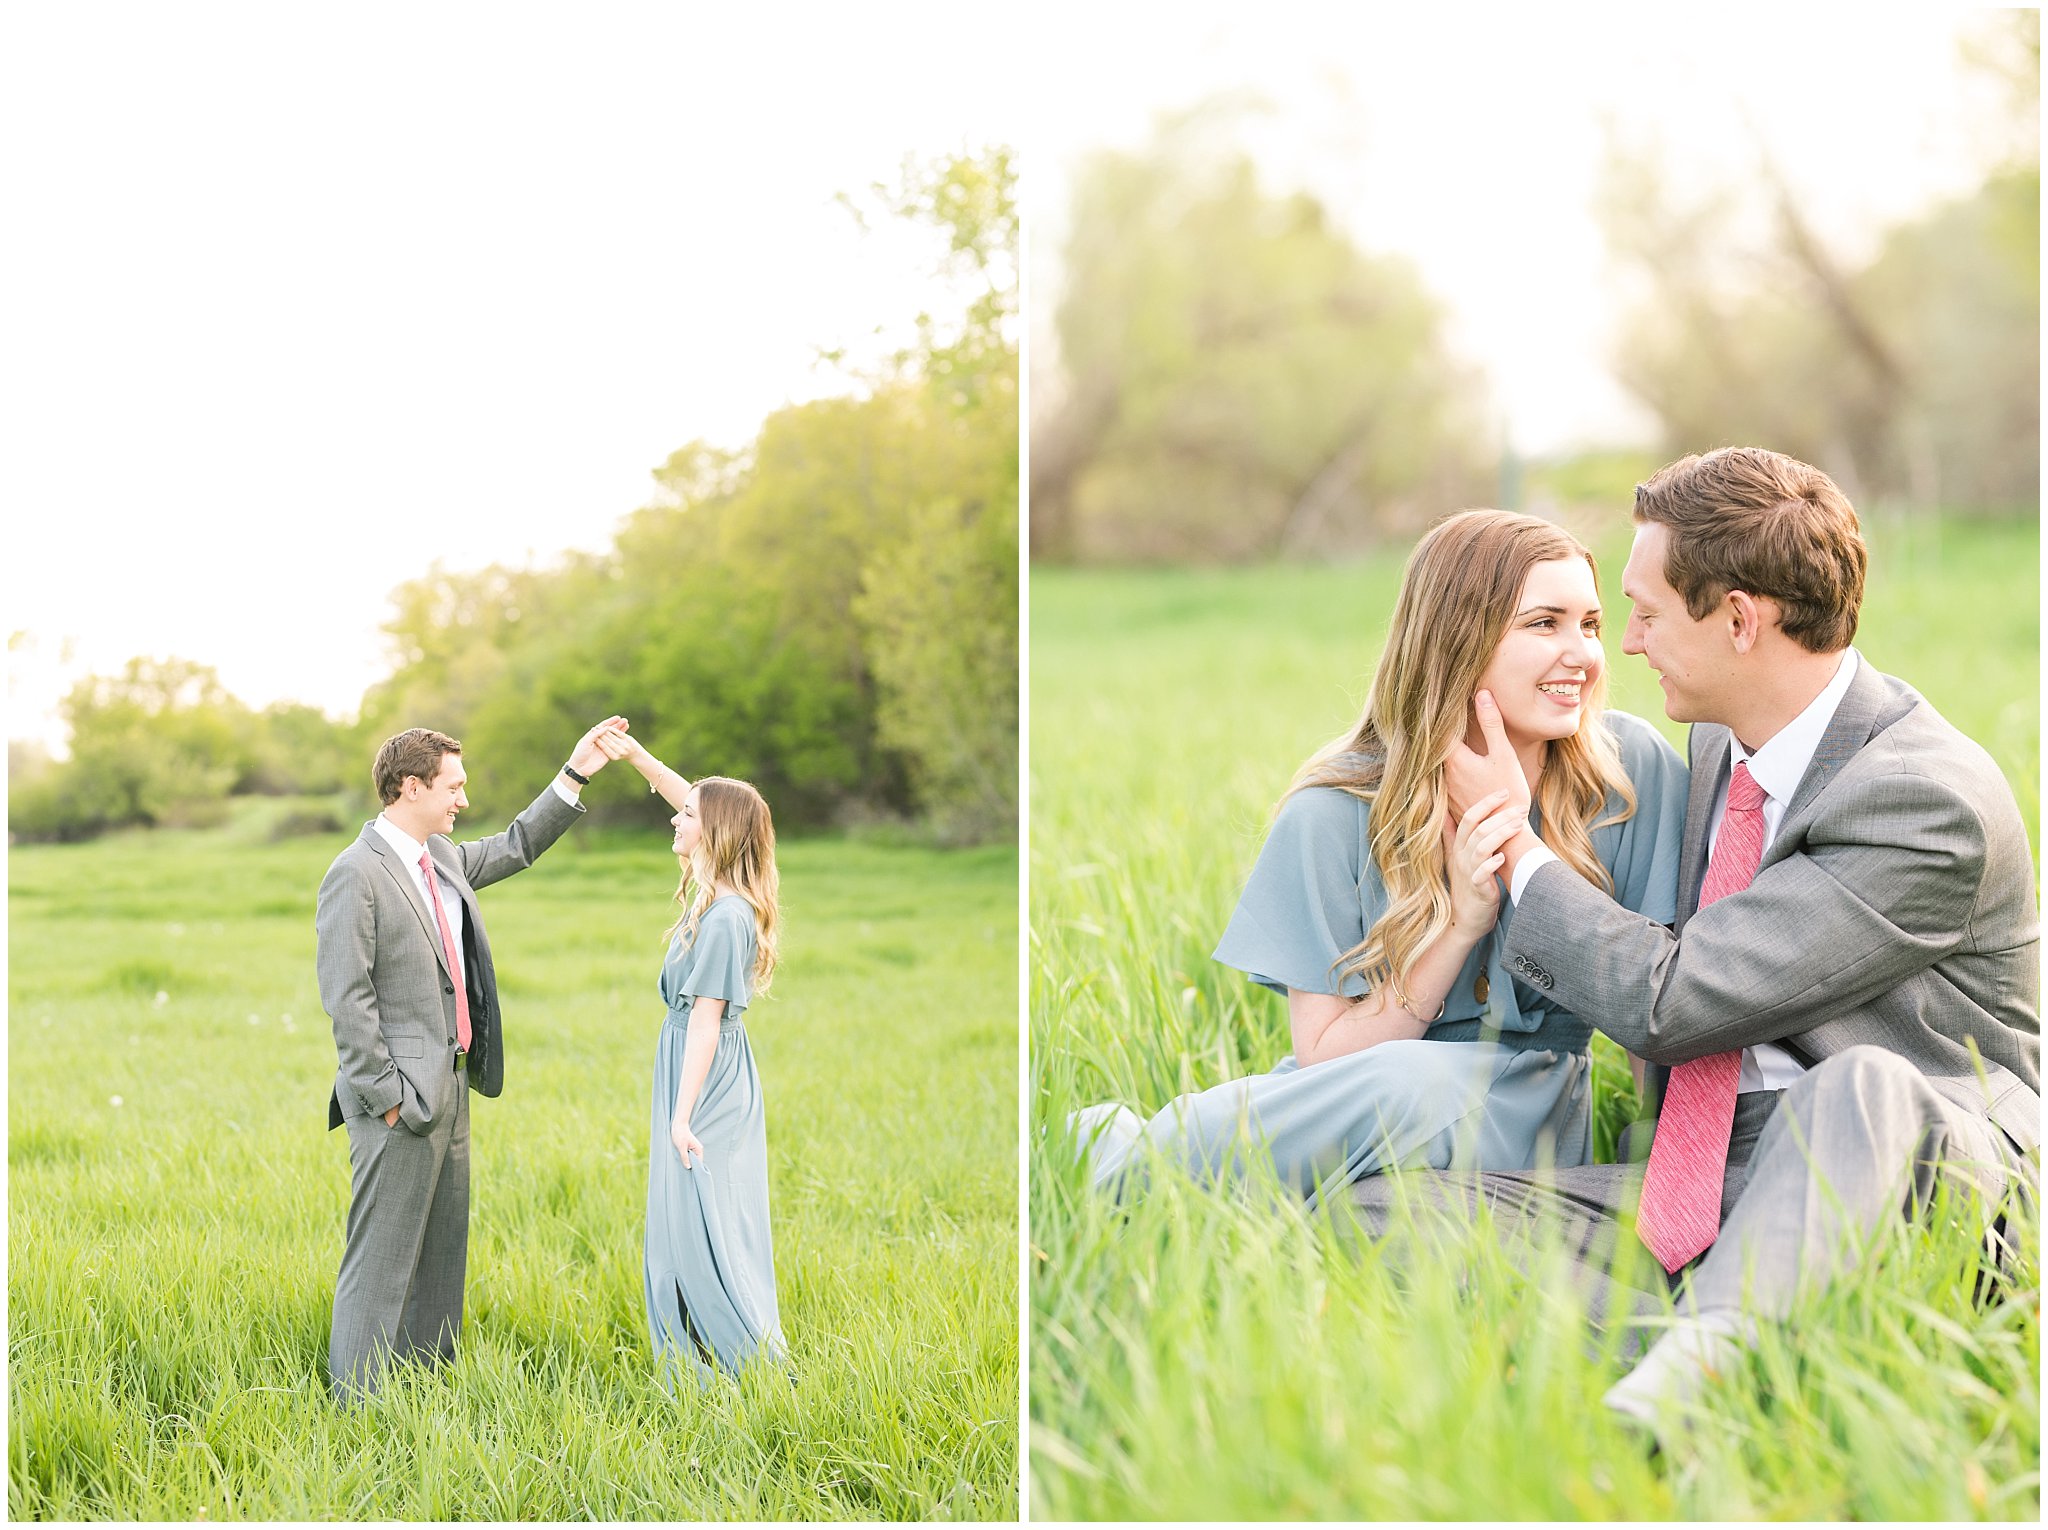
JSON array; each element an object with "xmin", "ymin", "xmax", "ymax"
[{"xmin": 597, "ymin": 728, "xmax": 692, "ymax": 812}]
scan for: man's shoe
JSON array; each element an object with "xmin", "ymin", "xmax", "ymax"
[{"xmin": 1603, "ymin": 1310, "xmax": 1756, "ymax": 1437}]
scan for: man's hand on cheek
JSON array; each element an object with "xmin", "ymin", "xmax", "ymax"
[{"xmin": 1445, "ymin": 690, "xmax": 1531, "ymax": 820}]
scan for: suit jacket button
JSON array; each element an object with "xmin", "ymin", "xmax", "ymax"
[{"xmin": 443, "ymin": 982, "xmax": 454, "ymax": 994}]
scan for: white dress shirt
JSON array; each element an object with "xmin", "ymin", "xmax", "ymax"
[
  {"xmin": 373, "ymin": 815, "xmax": 469, "ymax": 982},
  {"xmin": 1509, "ymin": 650, "xmax": 1861, "ymax": 1092},
  {"xmin": 372, "ymin": 781, "xmax": 579, "ymax": 987}
]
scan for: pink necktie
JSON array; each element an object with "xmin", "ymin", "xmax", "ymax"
[
  {"xmin": 419, "ymin": 849, "xmax": 472, "ymax": 1055},
  {"xmin": 1636, "ymin": 761, "xmax": 1767, "ymax": 1273}
]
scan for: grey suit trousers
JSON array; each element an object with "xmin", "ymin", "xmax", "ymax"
[
  {"xmin": 330, "ymin": 1062, "xmax": 471, "ymax": 1397},
  {"xmin": 1348, "ymin": 1046, "xmax": 2031, "ymax": 1339}
]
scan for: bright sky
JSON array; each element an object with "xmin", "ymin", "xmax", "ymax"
[
  {"xmin": 5, "ymin": 4, "xmax": 1017, "ymax": 748},
  {"xmin": 3, "ymin": 7, "xmax": 2020, "ymax": 753},
  {"xmin": 1027, "ymin": 7, "xmax": 2016, "ymax": 456}
]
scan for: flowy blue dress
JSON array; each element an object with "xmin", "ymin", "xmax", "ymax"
[
  {"xmin": 645, "ymin": 893, "xmax": 786, "ymax": 1380},
  {"xmin": 1075, "ymin": 712, "xmax": 1688, "ymax": 1207}
]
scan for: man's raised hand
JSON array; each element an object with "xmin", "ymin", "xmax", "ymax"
[
  {"xmin": 569, "ymin": 716, "xmax": 630, "ymax": 777},
  {"xmin": 1444, "ymin": 690, "xmax": 1531, "ymax": 822}
]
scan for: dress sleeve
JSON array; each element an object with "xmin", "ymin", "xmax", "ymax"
[
  {"xmin": 1212, "ymin": 786, "xmax": 1380, "ymax": 998},
  {"xmin": 678, "ymin": 906, "xmax": 755, "ymax": 1009},
  {"xmin": 1599, "ymin": 712, "xmax": 1690, "ymax": 926}
]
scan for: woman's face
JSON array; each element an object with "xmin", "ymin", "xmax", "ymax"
[
  {"xmin": 1473, "ymin": 555, "xmax": 1605, "ymax": 747},
  {"xmin": 670, "ymin": 788, "xmax": 702, "ymax": 862}
]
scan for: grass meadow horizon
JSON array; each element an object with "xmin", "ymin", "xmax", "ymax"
[
  {"xmin": 10, "ymin": 809, "xmax": 1018, "ymax": 1520},
  {"xmin": 1028, "ymin": 514, "xmax": 2040, "ymax": 1519}
]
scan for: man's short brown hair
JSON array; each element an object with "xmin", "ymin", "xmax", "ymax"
[
  {"xmin": 372, "ymin": 728, "xmax": 462, "ymax": 806},
  {"xmin": 1632, "ymin": 447, "xmax": 1867, "ymax": 653}
]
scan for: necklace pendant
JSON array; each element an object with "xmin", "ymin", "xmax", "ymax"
[{"xmin": 1474, "ymin": 973, "xmax": 1490, "ymax": 1004}]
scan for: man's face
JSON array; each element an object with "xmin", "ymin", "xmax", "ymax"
[
  {"xmin": 1621, "ymin": 523, "xmax": 1738, "ymax": 725},
  {"xmin": 412, "ymin": 754, "xmax": 469, "ymax": 835}
]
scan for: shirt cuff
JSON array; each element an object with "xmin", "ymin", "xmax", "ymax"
[
  {"xmin": 1509, "ymin": 844, "xmax": 1561, "ymax": 904},
  {"xmin": 550, "ymin": 778, "xmax": 580, "ymax": 806}
]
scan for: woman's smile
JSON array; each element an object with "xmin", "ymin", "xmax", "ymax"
[{"xmin": 1473, "ymin": 556, "xmax": 1606, "ymax": 748}]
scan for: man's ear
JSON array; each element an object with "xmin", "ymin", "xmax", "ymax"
[{"xmin": 1724, "ymin": 590, "xmax": 1777, "ymax": 654}]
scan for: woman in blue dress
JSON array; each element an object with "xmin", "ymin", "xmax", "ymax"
[
  {"xmin": 1075, "ymin": 509, "xmax": 1690, "ymax": 1208},
  {"xmin": 597, "ymin": 728, "xmax": 787, "ymax": 1380}
]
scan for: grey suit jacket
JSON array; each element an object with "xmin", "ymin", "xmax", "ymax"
[
  {"xmin": 316, "ymin": 784, "xmax": 584, "ymax": 1132},
  {"xmin": 1505, "ymin": 659, "xmax": 2040, "ymax": 1152}
]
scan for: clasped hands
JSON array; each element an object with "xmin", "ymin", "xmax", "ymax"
[
  {"xmin": 566, "ymin": 716, "xmax": 650, "ymax": 782},
  {"xmin": 592, "ymin": 723, "xmax": 646, "ymax": 766},
  {"xmin": 1442, "ymin": 690, "xmax": 1538, "ymax": 928},
  {"xmin": 569, "ymin": 716, "xmax": 634, "ymax": 777}
]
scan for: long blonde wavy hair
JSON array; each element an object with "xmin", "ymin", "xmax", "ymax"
[
  {"xmin": 1288, "ymin": 509, "xmax": 1636, "ymax": 1000},
  {"xmin": 667, "ymin": 776, "xmax": 780, "ymax": 996}
]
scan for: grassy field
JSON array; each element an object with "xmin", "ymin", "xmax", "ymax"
[
  {"xmin": 1029, "ymin": 515, "xmax": 2039, "ymax": 1519},
  {"xmin": 9, "ymin": 807, "xmax": 1017, "ymax": 1520}
]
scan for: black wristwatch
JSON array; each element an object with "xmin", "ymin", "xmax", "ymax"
[{"xmin": 561, "ymin": 762, "xmax": 591, "ymax": 785}]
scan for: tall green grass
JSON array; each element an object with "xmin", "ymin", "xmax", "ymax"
[
  {"xmin": 10, "ymin": 818, "xmax": 1018, "ymax": 1520},
  {"xmin": 1029, "ymin": 516, "xmax": 2039, "ymax": 1519}
]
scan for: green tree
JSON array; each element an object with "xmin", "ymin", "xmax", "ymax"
[
  {"xmin": 11, "ymin": 658, "xmax": 251, "ymax": 838},
  {"xmin": 605, "ymin": 396, "xmax": 911, "ymax": 826},
  {"xmin": 846, "ymin": 148, "xmax": 1019, "ymax": 839},
  {"xmin": 1034, "ymin": 112, "xmax": 1493, "ymax": 562},
  {"xmin": 243, "ymin": 701, "xmax": 370, "ymax": 799},
  {"xmin": 1599, "ymin": 14, "xmax": 2038, "ymax": 511},
  {"xmin": 347, "ymin": 147, "xmax": 1019, "ymax": 843},
  {"xmin": 356, "ymin": 553, "xmax": 617, "ymax": 818}
]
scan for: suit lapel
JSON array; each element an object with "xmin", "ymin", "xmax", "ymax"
[
  {"xmin": 429, "ymin": 837, "xmax": 483, "ymax": 927},
  {"xmin": 1771, "ymin": 657, "xmax": 1894, "ymax": 855},
  {"xmin": 362, "ymin": 823, "xmax": 454, "ymax": 982},
  {"xmin": 427, "ymin": 839, "xmax": 483, "ymax": 1004},
  {"xmin": 1675, "ymin": 725, "xmax": 1729, "ymax": 931}
]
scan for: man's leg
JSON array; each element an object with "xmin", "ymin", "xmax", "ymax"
[
  {"xmin": 1342, "ymin": 1091, "xmax": 1785, "ymax": 1341},
  {"xmin": 331, "ymin": 1111, "xmax": 439, "ymax": 1399},
  {"xmin": 1346, "ymin": 1160, "xmax": 1668, "ymax": 1333},
  {"xmin": 1689, "ymin": 1046, "xmax": 2021, "ymax": 1319},
  {"xmin": 398, "ymin": 1075, "xmax": 470, "ymax": 1365},
  {"xmin": 1610, "ymin": 1047, "xmax": 2027, "ymax": 1424}
]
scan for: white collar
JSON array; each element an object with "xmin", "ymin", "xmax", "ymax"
[
  {"xmin": 373, "ymin": 812, "xmax": 430, "ymax": 868},
  {"xmin": 1729, "ymin": 647, "xmax": 1859, "ymax": 805}
]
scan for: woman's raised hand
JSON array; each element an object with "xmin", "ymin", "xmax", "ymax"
[
  {"xmin": 595, "ymin": 726, "xmax": 642, "ymax": 762},
  {"xmin": 1444, "ymin": 788, "xmax": 1523, "ymax": 932}
]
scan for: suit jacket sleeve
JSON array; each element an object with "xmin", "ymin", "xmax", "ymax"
[
  {"xmin": 316, "ymin": 855, "xmax": 404, "ymax": 1118},
  {"xmin": 455, "ymin": 781, "xmax": 586, "ymax": 891},
  {"xmin": 1507, "ymin": 761, "xmax": 1988, "ymax": 1065},
  {"xmin": 1603, "ymin": 713, "xmax": 1689, "ymax": 927}
]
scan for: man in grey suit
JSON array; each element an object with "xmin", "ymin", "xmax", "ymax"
[
  {"xmin": 1432, "ymin": 447, "xmax": 2038, "ymax": 1426},
  {"xmin": 317, "ymin": 717, "xmax": 624, "ymax": 1397}
]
